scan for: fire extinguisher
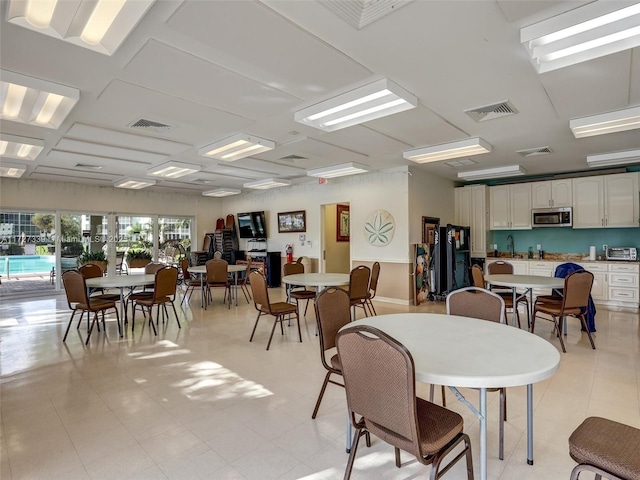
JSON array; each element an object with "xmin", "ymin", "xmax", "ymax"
[{"xmin": 286, "ymin": 244, "xmax": 293, "ymax": 263}]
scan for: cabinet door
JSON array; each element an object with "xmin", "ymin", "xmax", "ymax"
[
  {"xmin": 455, "ymin": 187, "xmax": 471, "ymax": 227},
  {"xmin": 551, "ymin": 179, "xmax": 572, "ymax": 207},
  {"xmin": 489, "ymin": 186, "xmax": 510, "ymax": 230},
  {"xmin": 604, "ymin": 173, "xmax": 639, "ymax": 227},
  {"xmin": 531, "ymin": 181, "xmax": 552, "ymax": 208},
  {"xmin": 509, "ymin": 184, "xmax": 532, "ymax": 229},
  {"xmin": 510, "ymin": 261, "xmax": 528, "ymax": 275},
  {"xmin": 590, "ymin": 271, "xmax": 608, "ymax": 302},
  {"xmin": 572, "ymin": 176, "xmax": 604, "ymax": 228},
  {"xmin": 470, "ymin": 185, "xmax": 487, "ymax": 257}
]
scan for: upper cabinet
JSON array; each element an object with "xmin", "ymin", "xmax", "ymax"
[
  {"xmin": 573, "ymin": 173, "xmax": 639, "ymax": 228},
  {"xmin": 455, "ymin": 185, "xmax": 489, "ymax": 257},
  {"xmin": 489, "ymin": 183, "xmax": 532, "ymax": 230},
  {"xmin": 531, "ymin": 179, "xmax": 572, "ymax": 208}
]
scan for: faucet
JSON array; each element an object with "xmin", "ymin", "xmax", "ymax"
[{"xmin": 507, "ymin": 235, "xmax": 514, "ymax": 258}]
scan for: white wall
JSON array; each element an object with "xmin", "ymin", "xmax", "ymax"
[{"xmin": 408, "ymin": 166, "xmax": 456, "ymax": 243}]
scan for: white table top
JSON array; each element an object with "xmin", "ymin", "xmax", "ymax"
[
  {"xmin": 86, "ymin": 274, "xmax": 156, "ymax": 289},
  {"xmin": 188, "ymin": 264, "xmax": 246, "ymax": 275},
  {"xmin": 282, "ymin": 273, "xmax": 350, "ymax": 287},
  {"xmin": 485, "ymin": 274, "xmax": 564, "ymax": 289},
  {"xmin": 342, "ymin": 313, "xmax": 560, "ymax": 389}
]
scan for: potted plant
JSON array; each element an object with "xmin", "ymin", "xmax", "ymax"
[
  {"xmin": 126, "ymin": 249, "xmax": 152, "ymax": 268},
  {"xmin": 78, "ymin": 250, "xmax": 108, "ymax": 273}
]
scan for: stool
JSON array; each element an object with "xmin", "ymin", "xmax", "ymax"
[{"xmin": 569, "ymin": 416, "xmax": 640, "ymax": 480}]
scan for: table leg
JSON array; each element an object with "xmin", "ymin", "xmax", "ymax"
[
  {"xmin": 200, "ymin": 273, "xmax": 206, "ymax": 310},
  {"xmin": 479, "ymin": 388, "xmax": 487, "ymax": 480},
  {"xmin": 234, "ymin": 271, "xmax": 239, "ymax": 306},
  {"xmin": 527, "ymin": 384, "xmax": 533, "ymax": 465},
  {"xmin": 512, "ymin": 287, "xmax": 518, "ymax": 327},
  {"xmin": 346, "ymin": 413, "xmax": 352, "ymax": 453},
  {"xmin": 118, "ymin": 287, "xmax": 125, "ymax": 337}
]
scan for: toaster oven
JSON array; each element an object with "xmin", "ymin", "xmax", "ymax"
[{"xmin": 606, "ymin": 247, "xmax": 637, "ymax": 261}]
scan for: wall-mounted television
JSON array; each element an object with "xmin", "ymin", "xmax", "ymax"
[{"xmin": 237, "ymin": 211, "xmax": 267, "ymax": 239}]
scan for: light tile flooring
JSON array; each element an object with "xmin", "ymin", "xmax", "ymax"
[{"xmin": 1, "ymin": 287, "xmax": 639, "ymax": 480}]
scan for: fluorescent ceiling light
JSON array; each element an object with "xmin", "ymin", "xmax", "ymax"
[
  {"xmin": 243, "ymin": 178, "xmax": 291, "ymax": 190},
  {"xmin": 294, "ymin": 78, "xmax": 417, "ymax": 132},
  {"xmin": 0, "ymin": 134, "xmax": 44, "ymax": 161},
  {"xmin": 586, "ymin": 149, "xmax": 640, "ymax": 168},
  {"xmin": 521, "ymin": 1, "xmax": 640, "ymax": 73},
  {"xmin": 570, "ymin": 105, "xmax": 640, "ymax": 138},
  {"xmin": 147, "ymin": 161, "xmax": 200, "ymax": 178},
  {"xmin": 6, "ymin": 0, "xmax": 155, "ymax": 56},
  {"xmin": 0, "ymin": 162, "xmax": 27, "ymax": 178},
  {"xmin": 458, "ymin": 165, "xmax": 527, "ymax": 181},
  {"xmin": 114, "ymin": 177, "xmax": 156, "ymax": 189},
  {"xmin": 0, "ymin": 69, "xmax": 79, "ymax": 129},
  {"xmin": 404, "ymin": 137, "xmax": 492, "ymax": 164},
  {"xmin": 306, "ymin": 162, "xmax": 370, "ymax": 178},
  {"xmin": 199, "ymin": 133, "xmax": 275, "ymax": 161},
  {"xmin": 202, "ymin": 188, "xmax": 241, "ymax": 197}
]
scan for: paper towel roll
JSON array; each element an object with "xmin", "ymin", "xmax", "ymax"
[{"xmin": 589, "ymin": 246, "xmax": 596, "ymax": 260}]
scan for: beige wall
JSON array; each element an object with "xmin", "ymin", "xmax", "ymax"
[{"xmin": 324, "ymin": 203, "xmax": 350, "ymax": 274}]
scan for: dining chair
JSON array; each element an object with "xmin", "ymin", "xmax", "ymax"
[
  {"xmin": 125, "ymin": 262, "xmax": 166, "ymax": 317},
  {"xmin": 248, "ymin": 271, "xmax": 300, "ymax": 350},
  {"xmin": 205, "ymin": 258, "xmax": 231, "ymax": 309},
  {"xmin": 311, "ymin": 287, "xmax": 350, "ymax": 419},
  {"xmin": 79, "ymin": 263, "xmax": 120, "ymax": 302},
  {"xmin": 446, "ymin": 286, "xmax": 508, "ymax": 460},
  {"xmin": 180, "ymin": 257, "xmax": 201, "ymax": 305},
  {"xmin": 235, "ymin": 261, "xmax": 252, "ymax": 303},
  {"xmin": 487, "ymin": 261, "xmax": 530, "ymax": 325},
  {"xmin": 336, "ymin": 325, "xmax": 474, "ymax": 480},
  {"xmin": 472, "ymin": 264, "xmax": 522, "ymax": 329},
  {"xmin": 531, "ymin": 269, "xmax": 595, "ymax": 353},
  {"xmin": 364, "ymin": 261, "xmax": 380, "ymax": 316},
  {"xmin": 569, "ymin": 416, "xmax": 640, "ymax": 480},
  {"xmin": 62, "ymin": 270, "xmax": 120, "ymax": 345},
  {"xmin": 131, "ymin": 266, "xmax": 180, "ymax": 335},
  {"xmin": 283, "ymin": 261, "xmax": 315, "ymax": 316},
  {"xmin": 348, "ymin": 265, "xmax": 371, "ymax": 320}
]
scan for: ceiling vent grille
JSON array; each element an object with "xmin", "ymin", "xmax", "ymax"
[
  {"xmin": 464, "ymin": 100, "xmax": 518, "ymax": 122},
  {"xmin": 517, "ymin": 146, "xmax": 553, "ymax": 157},
  {"xmin": 74, "ymin": 163, "xmax": 103, "ymax": 170},
  {"xmin": 128, "ymin": 118, "xmax": 173, "ymax": 133},
  {"xmin": 445, "ymin": 158, "xmax": 477, "ymax": 167},
  {"xmin": 279, "ymin": 154, "xmax": 308, "ymax": 161},
  {"xmin": 320, "ymin": 0, "xmax": 415, "ymax": 29}
]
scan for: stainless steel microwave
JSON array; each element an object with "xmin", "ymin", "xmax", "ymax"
[{"xmin": 532, "ymin": 207, "xmax": 572, "ymax": 228}]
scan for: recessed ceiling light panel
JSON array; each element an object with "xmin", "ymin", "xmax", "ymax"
[
  {"xmin": 0, "ymin": 134, "xmax": 44, "ymax": 160},
  {"xmin": 114, "ymin": 177, "xmax": 156, "ymax": 189},
  {"xmin": 586, "ymin": 148, "xmax": 640, "ymax": 168},
  {"xmin": 0, "ymin": 162, "xmax": 27, "ymax": 178},
  {"xmin": 147, "ymin": 161, "xmax": 200, "ymax": 178},
  {"xmin": 457, "ymin": 165, "xmax": 526, "ymax": 181},
  {"xmin": 243, "ymin": 178, "xmax": 291, "ymax": 190},
  {"xmin": 306, "ymin": 162, "xmax": 370, "ymax": 178},
  {"xmin": 570, "ymin": 106, "xmax": 640, "ymax": 138},
  {"xmin": 404, "ymin": 137, "xmax": 492, "ymax": 164},
  {"xmin": 202, "ymin": 188, "xmax": 242, "ymax": 197},
  {"xmin": 199, "ymin": 133, "xmax": 275, "ymax": 161}
]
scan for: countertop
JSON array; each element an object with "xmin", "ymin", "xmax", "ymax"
[{"xmin": 486, "ymin": 253, "xmax": 639, "ymax": 264}]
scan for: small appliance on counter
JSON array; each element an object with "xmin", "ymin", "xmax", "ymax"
[{"xmin": 605, "ymin": 247, "xmax": 637, "ymax": 261}]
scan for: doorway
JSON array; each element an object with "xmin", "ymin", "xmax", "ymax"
[{"xmin": 321, "ymin": 203, "xmax": 350, "ymax": 273}]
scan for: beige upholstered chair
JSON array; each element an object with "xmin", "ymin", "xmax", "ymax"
[
  {"xmin": 336, "ymin": 325, "xmax": 474, "ymax": 480},
  {"xmin": 532, "ymin": 269, "xmax": 595, "ymax": 353},
  {"xmin": 472, "ymin": 264, "xmax": 522, "ymax": 328},
  {"xmin": 131, "ymin": 266, "xmax": 180, "ymax": 335},
  {"xmin": 569, "ymin": 416, "xmax": 640, "ymax": 480},
  {"xmin": 348, "ymin": 265, "xmax": 371, "ymax": 320},
  {"xmin": 283, "ymin": 261, "xmax": 315, "ymax": 316},
  {"xmin": 79, "ymin": 263, "xmax": 120, "ymax": 302},
  {"xmin": 311, "ymin": 287, "xmax": 350, "ymax": 419},
  {"xmin": 205, "ymin": 259, "xmax": 231, "ymax": 309},
  {"xmin": 248, "ymin": 271, "xmax": 300, "ymax": 350}
]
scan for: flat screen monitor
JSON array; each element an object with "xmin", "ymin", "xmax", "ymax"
[{"xmin": 237, "ymin": 211, "xmax": 267, "ymax": 239}]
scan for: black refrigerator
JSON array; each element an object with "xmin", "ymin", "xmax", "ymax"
[{"xmin": 431, "ymin": 224, "xmax": 471, "ymax": 298}]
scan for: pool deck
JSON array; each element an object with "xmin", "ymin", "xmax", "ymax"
[{"xmin": 0, "ymin": 273, "xmax": 56, "ymax": 296}]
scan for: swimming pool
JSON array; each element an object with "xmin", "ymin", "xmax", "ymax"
[{"xmin": 0, "ymin": 255, "xmax": 55, "ymax": 276}]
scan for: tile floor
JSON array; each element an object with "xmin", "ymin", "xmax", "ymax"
[{"xmin": 0, "ymin": 287, "xmax": 639, "ymax": 480}]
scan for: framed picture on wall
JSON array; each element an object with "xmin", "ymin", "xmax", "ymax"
[
  {"xmin": 278, "ymin": 210, "xmax": 306, "ymax": 233},
  {"xmin": 337, "ymin": 204, "xmax": 349, "ymax": 242}
]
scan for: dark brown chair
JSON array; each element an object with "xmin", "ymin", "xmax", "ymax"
[
  {"xmin": 180, "ymin": 257, "xmax": 201, "ymax": 305},
  {"xmin": 569, "ymin": 416, "xmax": 640, "ymax": 480},
  {"xmin": 532, "ymin": 269, "xmax": 595, "ymax": 353},
  {"xmin": 348, "ymin": 265, "xmax": 371, "ymax": 320},
  {"xmin": 126, "ymin": 262, "xmax": 166, "ymax": 318},
  {"xmin": 131, "ymin": 266, "xmax": 180, "ymax": 335},
  {"xmin": 205, "ymin": 259, "xmax": 231, "ymax": 309},
  {"xmin": 446, "ymin": 286, "xmax": 507, "ymax": 460},
  {"xmin": 283, "ymin": 261, "xmax": 315, "ymax": 316},
  {"xmin": 336, "ymin": 325, "xmax": 474, "ymax": 480},
  {"xmin": 311, "ymin": 287, "xmax": 351, "ymax": 419},
  {"xmin": 472, "ymin": 264, "xmax": 522, "ymax": 328},
  {"xmin": 364, "ymin": 261, "xmax": 380, "ymax": 316},
  {"xmin": 487, "ymin": 261, "xmax": 530, "ymax": 326},
  {"xmin": 62, "ymin": 270, "xmax": 120, "ymax": 345},
  {"xmin": 248, "ymin": 271, "xmax": 300, "ymax": 350},
  {"xmin": 235, "ymin": 261, "xmax": 252, "ymax": 303}
]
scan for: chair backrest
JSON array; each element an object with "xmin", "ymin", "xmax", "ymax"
[
  {"xmin": 471, "ymin": 264, "xmax": 485, "ymax": 288},
  {"xmin": 62, "ymin": 270, "xmax": 89, "ymax": 306},
  {"xmin": 283, "ymin": 261, "xmax": 304, "ymax": 276},
  {"xmin": 369, "ymin": 262, "xmax": 380, "ymax": 296},
  {"xmin": 446, "ymin": 287, "xmax": 506, "ymax": 323},
  {"xmin": 154, "ymin": 266, "xmax": 179, "ymax": 299},
  {"xmin": 145, "ymin": 263, "xmax": 165, "ymax": 275},
  {"xmin": 349, "ymin": 265, "xmax": 371, "ymax": 301},
  {"xmin": 487, "ymin": 261, "xmax": 513, "ymax": 275},
  {"xmin": 562, "ymin": 270, "xmax": 594, "ymax": 310},
  {"xmin": 336, "ymin": 325, "xmax": 419, "ymax": 452},
  {"xmin": 79, "ymin": 263, "xmax": 103, "ymax": 279},
  {"xmin": 213, "ymin": 250, "xmax": 223, "ymax": 259},
  {"xmin": 315, "ymin": 288, "xmax": 351, "ymax": 358},
  {"xmin": 249, "ymin": 270, "xmax": 271, "ymax": 312},
  {"xmin": 206, "ymin": 258, "xmax": 228, "ymax": 283},
  {"xmin": 180, "ymin": 258, "xmax": 191, "ymax": 280}
]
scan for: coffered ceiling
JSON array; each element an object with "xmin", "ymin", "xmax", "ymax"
[{"xmin": 1, "ymin": 0, "xmax": 639, "ymax": 195}]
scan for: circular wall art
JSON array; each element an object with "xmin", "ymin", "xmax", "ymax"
[{"xmin": 364, "ymin": 209, "xmax": 395, "ymax": 246}]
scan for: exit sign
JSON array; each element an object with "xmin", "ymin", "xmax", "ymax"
[{"xmin": 318, "ymin": 177, "xmax": 328, "ymax": 184}]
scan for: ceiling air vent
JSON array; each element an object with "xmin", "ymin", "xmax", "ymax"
[
  {"xmin": 320, "ymin": 0, "xmax": 415, "ymax": 29},
  {"xmin": 74, "ymin": 163, "xmax": 103, "ymax": 170},
  {"xmin": 464, "ymin": 100, "xmax": 518, "ymax": 122},
  {"xmin": 517, "ymin": 146, "xmax": 553, "ymax": 157},
  {"xmin": 279, "ymin": 154, "xmax": 308, "ymax": 161},
  {"xmin": 128, "ymin": 118, "xmax": 173, "ymax": 133}
]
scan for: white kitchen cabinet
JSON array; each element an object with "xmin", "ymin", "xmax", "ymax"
[
  {"xmin": 608, "ymin": 263, "xmax": 639, "ymax": 307},
  {"xmin": 486, "ymin": 258, "xmax": 528, "ymax": 274},
  {"xmin": 573, "ymin": 173, "xmax": 639, "ymax": 228},
  {"xmin": 531, "ymin": 179, "xmax": 573, "ymax": 208},
  {"xmin": 489, "ymin": 183, "xmax": 532, "ymax": 230},
  {"xmin": 455, "ymin": 185, "xmax": 488, "ymax": 258},
  {"xmin": 582, "ymin": 263, "xmax": 608, "ymax": 303}
]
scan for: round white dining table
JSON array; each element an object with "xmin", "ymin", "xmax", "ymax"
[
  {"xmin": 341, "ymin": 313, "xmax": 561, "ymax": 480},
  {"xmin": 281, "ymin": 272, "xmax": 350, "ymax": 290},
  {"xmin": 188, "ymin": 264, "xmax": 247, "ymax": 308}
]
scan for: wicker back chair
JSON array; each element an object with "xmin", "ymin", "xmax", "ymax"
[
  {"xmin": 311, "ymin": 287, "xmax": 351, "ymax": 419},
  {"xmin": 336, "ymin": 325, "xmax": 473, "ymax": 479}
]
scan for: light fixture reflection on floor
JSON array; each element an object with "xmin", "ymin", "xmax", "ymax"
[
  {"xmin": 586, "ymin": 149, "xmax": 640, "ymax": 168},
  {"xmin": 0, "ymin": 134, "xmax": 44, "ymax": 161},
  {"xmin": 404, "ymin": 137, "xmax": 492, "ymax": 164},
  {"xmin": 199, "ymin": 134, "xmax": 275, "ymax": 161},
  {"xmin": 0, "ymin": 162, "xmax": 27, "ymax": 178},
  {"xmin": 147, "ymin": 161, "xmax": 200, "ymax": 178},
  {"xmin": 306, "ymin": 162, "xmax": 370, "ymax": 178},
  {"xmin": 294, "ymin": 78, "xmax": 417, "ymax": 132},
  {"xmin": 202, "ymin": 188, "xmax": 241, "ymax": 197},
  {"xmin": 114, "ymin": 177, "xmax": 156, "ymax": 189},
  {"xmin": 570, "ymin": 106, "xmax": 640, "ymax": 138},
  {"xmin": 458, "ymin": 165, "xmax": 526, "ymax": 181},
  {"xmin": 243, "ymin": 178, "xmax": 291, "ymax": 190},
  {"xmin": 521, "ymin": 2, "xmax": 640, "ymax": 73}
]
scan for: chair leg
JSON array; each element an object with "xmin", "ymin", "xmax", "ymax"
[
  {"xmin": 312, "ymin": 371, "xmax": 332, "ymax": 419},
  {"xmin": 85, "ymin": 312, "xmax": 98, "ymax": 345},
  {"xmin": 170, "ymin": 301, "xmax": 180, "ymax": 328},
  {"xmin": 147, "ymin": 306, "xmax": 157, "ymax": 336},
  {"xmin": 266, "ymin": 316, "xmax": 280, "ymax": 351},
  {"xmin": 344, "ymin": 428, "xmax": 364, "ymax": 480},
  {"xmin": 553, "ymin": 315, "xmax": 567, "ymax": 353},
  {"xmin": 441, "ymin": 385, "xmax": 447, "ymax": 407},
  {"xmin": 296, "ymin": 311, "xmax": 302, "ymax": 343},
  {"xmin": 63, "ymin": 311, "xmax": 76, "ymax": 342},
  {"xmin": 249, "ymin": 312, "xmax": 262, "ymax": 342},
  {"xmin": 579, "ymin": 314, "xmax": 596, "ymax": 349}
]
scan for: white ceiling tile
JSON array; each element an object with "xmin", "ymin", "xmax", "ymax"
[{"xmin": 53, "ymin": 139, "xmax": 168, "ymax": 163}]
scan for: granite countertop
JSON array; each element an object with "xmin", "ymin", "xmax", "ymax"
[{"xmin": 486, "ymin": 253, "xmax": 639, "ymax": 264}]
